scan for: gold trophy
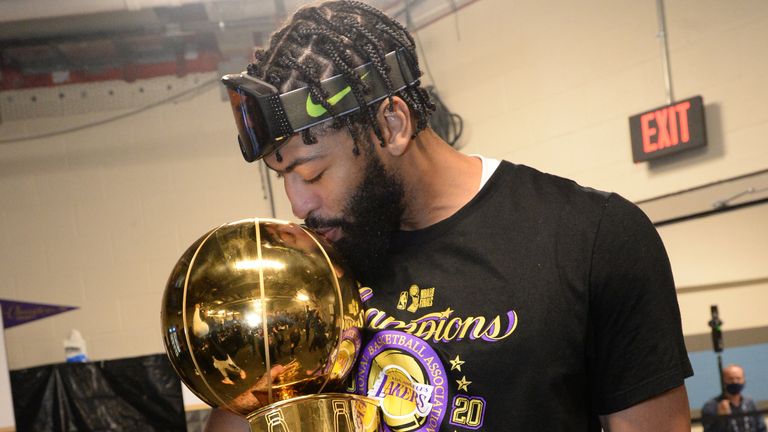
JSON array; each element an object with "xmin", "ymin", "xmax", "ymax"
[{"xmin": 161, "ymin": 218, "xmax": 381, "ymax": 431}]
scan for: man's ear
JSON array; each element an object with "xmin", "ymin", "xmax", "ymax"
[{"xmin": 376, "ymin": 96, "xmax": 413, "ymax": 157}]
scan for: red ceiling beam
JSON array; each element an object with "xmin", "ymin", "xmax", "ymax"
[{"xmin": 0, "ymin": 50, "xmax": 221, "ymax": 90}]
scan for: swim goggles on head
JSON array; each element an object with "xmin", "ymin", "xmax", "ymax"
[{"xmin": 221, "ymin": 48, "xmax": 419, "ymax": 162}]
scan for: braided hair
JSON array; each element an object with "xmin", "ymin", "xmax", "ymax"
[{"xmin": 247, "ymin": 0, "xmax": 435, "ymax": 160}]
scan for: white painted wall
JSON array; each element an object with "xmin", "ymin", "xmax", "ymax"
[
  {"xmin": 415, "ymin": 0, "xmax": 768, "ymax": 201},
  {"xmin": 659, "ymin": 203, "xmax": 768, "ymax": 334}
]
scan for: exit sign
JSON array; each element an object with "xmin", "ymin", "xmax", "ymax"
[{"xmin": 629, "ymin": 96, "xmax": 706, "ymax": 162}]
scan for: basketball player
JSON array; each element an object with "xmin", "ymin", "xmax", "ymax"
[{"xmin": 208, "ymin": 1, "xmax": 693, "ymax": 430}]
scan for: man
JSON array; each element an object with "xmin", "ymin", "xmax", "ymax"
[
  {"xmin": 208, "ymin": 1, "xmax": 693, "ymax": 430},
  {"xmin": 702, "ymin": 364, "xmax": 767, "ymax": 432}
]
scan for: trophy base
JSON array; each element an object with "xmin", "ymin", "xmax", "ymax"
[{"xmin": 246, "ymin": 393, "xmax": 381, "ymax": 432}]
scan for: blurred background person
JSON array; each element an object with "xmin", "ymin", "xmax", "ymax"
[{"xmin": 701, "ymin": 364, "xmax": 766, "ymax": 432}]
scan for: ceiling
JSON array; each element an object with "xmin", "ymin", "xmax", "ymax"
[{"xmin": 0, "ymin": 0, "xmax": 469, "ymax": 90}]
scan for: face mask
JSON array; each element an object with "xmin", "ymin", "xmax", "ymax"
[{"xmin": 726, "ymin": 383, "xmax": 744, "ymax": 395}]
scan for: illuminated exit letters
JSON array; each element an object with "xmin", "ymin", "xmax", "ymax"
[{"xmin": 629, "ymin": 96, "xmax": 706, "ymax": 162}]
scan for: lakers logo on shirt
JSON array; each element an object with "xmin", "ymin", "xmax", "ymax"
[
  {"xmin": 357, "ymin": 331, "xmax": 448, "ymax": 432},
  {"xmin": 369, "ymin": 364, "xmax": 434, "ymax": 419}
]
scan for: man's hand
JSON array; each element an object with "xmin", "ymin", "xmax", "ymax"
[
  {"xmin": 203, "ymin": 408, "xmax": 249, "ymax": 432},
  {"xmin": 717, "ymin": 399, "xmax": 732, "ymax": 416},
  {"xmin": 204, "ymin": 364, "xmax": 287, "ymax": 431},
  {"xmin": 600, "ymin": 385, "xmax": 690, "ymax": 432}
]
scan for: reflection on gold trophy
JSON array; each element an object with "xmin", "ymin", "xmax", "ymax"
[{"xmin": 161, "ymin": 218, "xmax": 381, "ymax": 431}]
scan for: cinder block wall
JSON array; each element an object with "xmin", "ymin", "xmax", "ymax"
[
  {"xmin": 415, "ymin": 0, "xmax": 768, "ymax": 199},
  {"xmin": 413, "ymin": 0, "xmax": 768, "ymax": 417},
  {"xmin": 413, "ymin": 0, "xmax": 768, "ymax": 318},
  {"xmin": 0, "ymin": 74, "xmax": 274, "ymax": 368}
]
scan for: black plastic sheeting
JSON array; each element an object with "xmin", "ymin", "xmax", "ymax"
[{"xmin": 10, "ymin": 353, "xmax": 186, "ymax": 432}]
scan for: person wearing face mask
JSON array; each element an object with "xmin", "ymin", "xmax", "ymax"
[{"xmin": 702, "ymin": 364, "xmax": 767, "ymax": 432}]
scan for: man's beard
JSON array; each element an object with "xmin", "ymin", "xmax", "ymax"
[{"xmin": 305, "ymin": 151, "xmax": 405, "ymax": 281}]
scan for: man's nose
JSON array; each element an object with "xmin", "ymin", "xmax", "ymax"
[{"xmin": 284, "ymin": 178, "xmax": 319, "ymax": 220}]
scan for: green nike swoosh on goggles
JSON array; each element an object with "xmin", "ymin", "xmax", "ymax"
[{"xmin": 221, "ymin": 48, "xmax": 420, "ymax": 162}]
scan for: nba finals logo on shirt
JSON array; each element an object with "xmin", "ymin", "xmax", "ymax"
[
  {"xmin": 397, "ymin": 285, "xmax": 435, "ymax": 313},
  {"xmin": 358, "ymin": 331, "xmax": 448, "ymax": 431}
]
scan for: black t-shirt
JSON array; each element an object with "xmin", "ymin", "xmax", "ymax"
[{"xmin": 351, "ymin": 161, "xmax": 693, "ymax": 431}]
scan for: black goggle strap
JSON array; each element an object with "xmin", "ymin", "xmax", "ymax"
[
  {"xmin": 277, "ymin": 48, "xmax": 419, "ymax": 137},
  {"xmin": 260, "ymin": 93, "xmax": 294, "ymax": 141}
]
